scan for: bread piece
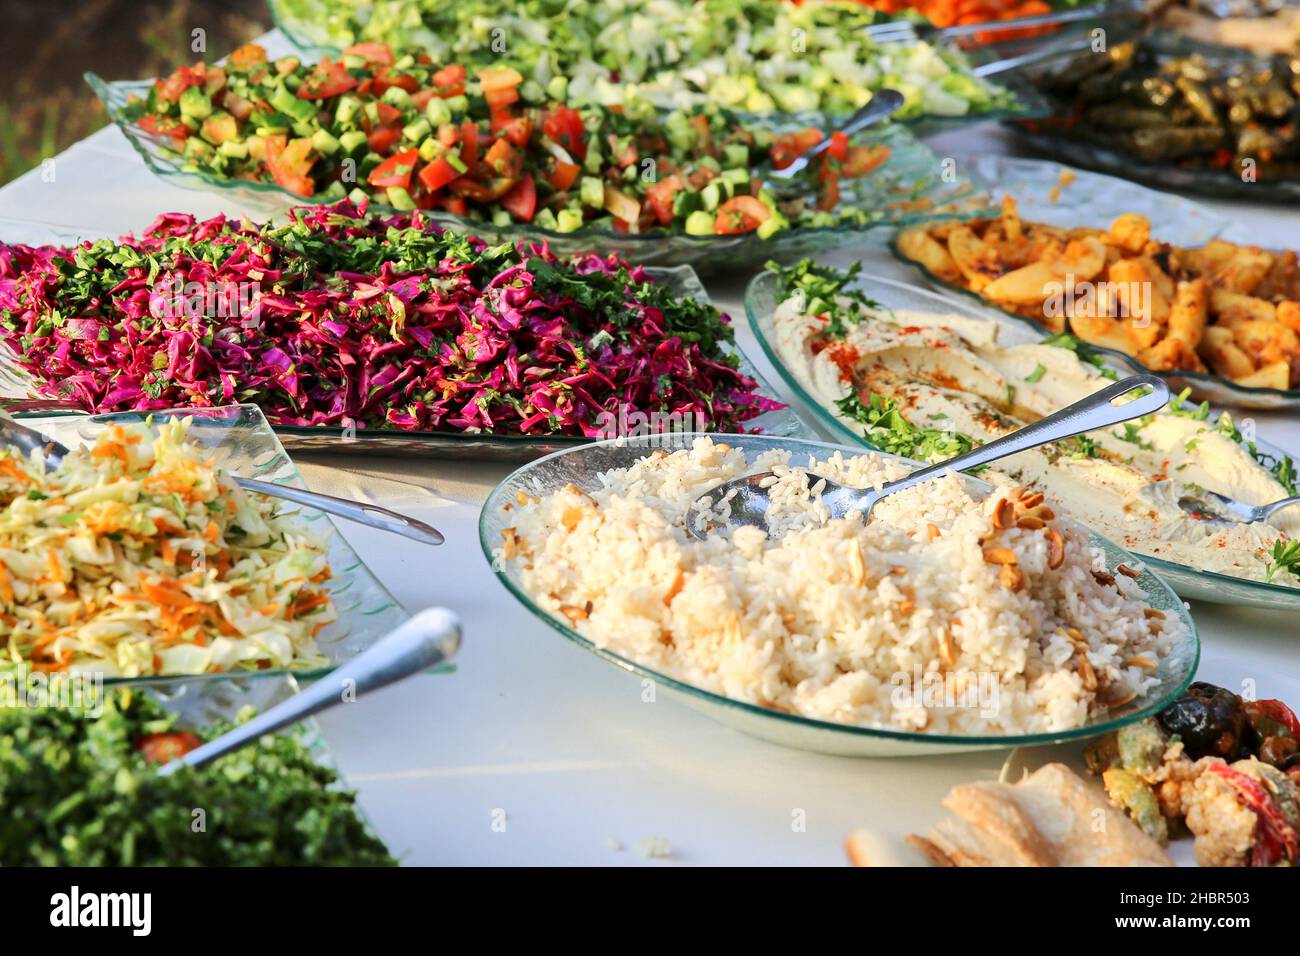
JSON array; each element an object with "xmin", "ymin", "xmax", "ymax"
[{"xmin": 914, "ymin": 763, "xmax": 1173, "ymax": 867}]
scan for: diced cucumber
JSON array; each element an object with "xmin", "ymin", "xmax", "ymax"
[
  {"xmin": 386, "ymin": 186, "xmax": 416, "ymax": 210},
  {"xmin": 335, "ymin": 95, "xmax": 363, "ymax": 126},
  {"xmin": 217, "ymin": 140, "xmax": 249, "ymax": 159},
  {"xmin": 721, "ymin": 168, "xmax": 750, "ymax": 187},
  {"xmin": 532, "ymin": 207, "xmax": 558, "ymax": 230},
  {"xmin": 491, "ymin": 208, "xmax": 513, "ymax": 227},
  {"xmin": 338, "ymin": 129, "xmax": 369, "ymax": 155},
  {"xmin": 348, "ymin": 187, "xmax": 369, "ymax": 205},
  {"xmin": 311, "ymin": 128, "xmax": 341, "ymax": 156},
  {"xmin": 340, "ymin": 53, "xmax": 368, "ymax": 70},
  {"xmin": 555, "ymin": 208, "xmax": 584, "ymax": 233},
  {"xmin": 684, "ymin": 210, "xmax": 715, "ymax": 235},
  {"xmin": 700, "ymin": 181, "xmax": 721, "ymax": 211},
  {"xmin": 417, "ymin": 136, "xmax": 445, "ymax": 163},
  {"xmin": 723, "ymin": 144, "xmax": 749, "ymax": 169},
  {"xmin": 755, "ymin": 212, "xmax": 789, "ymax": 239},
  {"xmin": 443, "ymin": 94, "xmax": 469, "ymax": 114},
  {"xmin": 381, "ymin": 86, "xmax": 414, "ymax": 110},
  {"xmin": 545, "ymin": 76, "xmax": 568, "ymax": 102},
  {"xmin": 520, "ymin": 80, "xmax": 544, "ymax": 103},
  {"xmin": 579, "ymin": 177, "xmax": 605, "ymax": 209},
  {"xmin": 425, "ymin": 97, "xmax": 452, "ymax": 127},
  {"xmin": 402, "ymin": 117, "xmax": 431, "ymax": 143},
  {"xmin": 178, "ymin": 87, "xmax": 212, "ymax": 121},
  {"xmin": 672, "ymin": 189, "xmax": 702, "ymax": 216}
]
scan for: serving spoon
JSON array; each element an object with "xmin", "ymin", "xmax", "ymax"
[
  {"xmin": 158, "ymin": 606, "xmax": 462, "ymax": 776},
  {"xmin": 1177, "ymin": 488, "xmax": 1300, "ymax": 526},
  {"xmin": 0, "ymin": 414, "xmax": 445, "ymax": 546},
  {"xmin": 766, "ymin": 89, "xmax": 906, "ymax": 183},
  {"xmin": 684, "ymin": 374, "xmax": 1169, "ymax": 539}
]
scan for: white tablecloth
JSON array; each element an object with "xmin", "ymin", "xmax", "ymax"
[{"xmin": 3, "ymin": 32, "xmax": 1297, "ymax": 864}]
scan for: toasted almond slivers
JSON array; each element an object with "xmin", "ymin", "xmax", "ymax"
[
  {"xmin": 998, "ymin": 563, "xmax": 1025, "ymax": 592},
  {"xmin": 1016, "ymin": 515, "xmax": 1045, "ymax": 531},
  {"xmin": 1143, "ymin": 607, "xmax": 1166, "ymax": 620},
  {"xmin": 992, "ymin": 497, "xmax": 1014, "ymax": 530},
  {"xmin": 938, "ymin": 626, "xmax": 958, "ymax": 669},
  {"xmin": 890, "ymin": 565, "xmax": 908, "ymax": 577},
  {"xmin": 982, "ymin": 545, "xmax": 1018, "ymax": 566},
  {"xmin": 501, "ymin": 527, "xmax": 520, "ymax": 560},
  {"xmin": 848, "ymin": 540, "xmax": 866, "ymax": 588},
  {"xmin": 561, "ymin": 506, "xmax": 586, "ymax": 531},
  {"xmin": 560, "ymin": 603, "xmax": 590, "ymax": 623},
  {"xmin": 1018, "ymin": 491, "xmax": 1045, "ymax": 510},
  {"xmin": 1125, "ymin": 655, "xmax": 1158, "ymax": 670},
  {"xmin": 514, "ymin": 491, "xmax": 538, "ymax": 506},
  {"xmin": 1104, "ymin": 691, "xmax": 1138, "ymax": 710},
  {"xmin": 897, "ymin": 584, "xmax": 916, "ymax": 616},
  {"xmin": 1046, "ymin": 528, "xmax": 1065, "ymax": 570},
  {"xmin": 1117, "ymin": 563, "xmax": 1141, "ymax": 579},
  {"xmin": 1078, "ymin": 654, "xmax": 1098, "ymax": 691},
  {"xmin": 927, "ymin": 523, "xmax": 941, "ymax": 541},
  {"xmin": 663, "ymin": 570, "xmax": 685, "ymax": 606},
  {"xmin": 1092, "ymin": 569, "xmax": 1116, "ymax": 587},
  {"xmin": 1037, "ymin": 507, "xmax": 1055, "ymax": 521},
  {"xmin": 1066, "ymin": 626, "xmax": 1086, "ymax": 644}
]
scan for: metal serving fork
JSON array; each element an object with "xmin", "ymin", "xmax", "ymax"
[
  {"xmin": 0, "ymin": 413, "xmax": 445, "ymax": 546},
  {"xmin": 684, "ymin": 375, "xmax": 1168, "ymax": 539}
]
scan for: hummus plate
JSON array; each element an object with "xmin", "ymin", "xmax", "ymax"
[{"xmin": 745, "ymin": 267, "xmax": 1300, "ymax": 611}]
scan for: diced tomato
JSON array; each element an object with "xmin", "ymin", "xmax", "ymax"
[
  {"xmin": 817, "ymin": 175, "xmax": 841, "ymax": 212},
  {"xmin": 1247, "ymin": 699, "xmax": 1300, "ymax": 740},
  {"xmin": 297, "ymin": 58, "xmax": 357, "ymax": 100},
  {"xmin": 714, "ymin": 195, "xmax": 771, "ymax": 234},
  {"xmin": 438, "ymin": 195, "xmax": 469, "ymax": 216},
  {"xmin": 688, "ymin": 114, "xmax": 714, "ymax": 156},
  {"xmin": 343, "ymin": 41, "xmax": 395, "ymax": 67},
  {"xmin": 770, "ymin": 128, "xmax": 823, "ymax": 170},
  {"xmin": 546, "ymin": 160, "xmax": 581, "ymax": 192},
  {"xmin": 265, "ymin": 136, "xmax": 316, "ymax": 195},
  {"xmin": 501, "ymin": 174, "xmax": 537, "ymax": 222},
  {"xmin": 492, "ymin": 114, "xmax": 533, "ymax": 149},
  {"xmin": 201, "ymin": 113, "xmax": 238, "ymax": 145},
  {"xmin": 484, "ymin": 87, "xmax": 520, "ymax": 112},
  {"xmin": 1206, "ymin": 763, "xmax": 1299, "ymax": 866},
  {"xmin": 203, "ymin": 67, "xmax": 227, "ymax": 97},
  {"xmin": 602, "ymin": 185, "xmax": 641, "ymax": 224},
  {"xmin": 375, "ymin": 102, "xmax": 403, "ymax": 126},
  {"xmin": 541, "ymin": 106, "xmax": 587, "ymax": 161},
  {"xmin": 450, "ymin": 177, "xmax": 516, "ymax": 201},
  {"xmin": 137, "ymin": 113, "xmax": 190, "ymax": 145},
  {"xmin": 154, "ymin": 65, "xmax": 202, "ymax": 103},
  {"xmin": 645, "ymin": 174, "xmax": 683, "ymax": 226},
  {"xmin": 485, "ymin": 138, "xmax": 523, "ymax": 179},
  {"xmin": 431, "ymin": 64, "xmax": 467, "ymax": 98},
  {"xmin": 477, "ymin": 65, "xmax": 524, "ymax": 93},
  {"xmin": 418, "ymin": 156, "xmax": 460, "ymax": 193},
  {"xmin": 228, "ymin": 44, "xmax": 268, "ymax": 69},
  {"xmin": 412, "ymin": 88, "xmax": 436, "ymax": 111},
  {"xmin": 368, "ymin": 148, "xmax": 420, "ymax": 189},
  {"xmin": 222, "ymin": 90, "xmax": 254, "ymax": 121},
  {"xmin": 459, "ymin": 121, "xmax": 480, "ymax": 173},
  {"xmin": 136, "ymin": 732, "xmax": 202, "ymax": 765},
  {"xmin": 367, "ymin": 126, "xmax": 401, "ymax": 154},
  {"xmin": 827, "ymin": 131, "xmax": 849, "ymax": 162},
  {"xmin": 374, "ymin": 71, "xmax": 420, "ymax": 95},
  {"xmin": 842, "ymin": 144, "xmax": 891, "ymax": 178}
]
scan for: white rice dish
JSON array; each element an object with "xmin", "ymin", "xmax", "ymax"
[{"xmin": 498, "ymin": 438, "xmax": 1183, "ymax": 736}]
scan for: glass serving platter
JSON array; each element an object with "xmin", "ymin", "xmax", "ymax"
[
  {"xmin": 744, "ymin": 267, "xmax": 1300, "ymax": 611},
  {"xmin": 886, "ymin": 154, "xmax": 1300, "ymax": 409},
  {"xmin": 1006, "ymin": 32, "xmax": 1300, "ymax": 203},
  {"xmin": 264, "ymin": 0, "xmax": 1046, "ymax": 138},
  {"xmin": 480, "ymin": 432, "xmax": 1199, "ymax": 757},
  {"xmin": 84, "ymin": 72, "xmax": 983, "ymax": 273},
  {"xmin": 14, "ymin": 404, "xmax": 412, "ymax": 687},
  {"xmin": 0, "ymin": 215, "xmax": 811, "ymax": 461}
]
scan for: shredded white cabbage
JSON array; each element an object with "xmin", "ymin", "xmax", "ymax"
[{"xmin": 0, "ymin": 418, "xmax": 335, "ymax": 677}]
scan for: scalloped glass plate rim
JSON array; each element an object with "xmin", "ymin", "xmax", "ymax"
[
  {"xmin": 886, "ymin": 232, "xmax": 1300, "ymax": 403},
  {"xmin": 85, "ymin": 72, "xmax": 985, "ymax": 245},
  {"xmin": 480, "ymin": 431, "xmax": 1200, "ymax": 750},
  {"xmin": 19, "ymin": 403, "xmax": 413, "ymax": 687},
  {"xmin": 743, "ymin": 268, "xmax": 1300, "ymax": 608}
]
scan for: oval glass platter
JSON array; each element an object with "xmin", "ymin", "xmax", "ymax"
[
  {"xmin": 0, "ymin": 217, "xmax": 810, "ymax": 462},
  {"xmin": 480, "ymin": 432, "xmax": 1199, "ymax": 757},
  {"xmin": 745, "ymin": 267, "xmax": 1300, "ymax": 611}
]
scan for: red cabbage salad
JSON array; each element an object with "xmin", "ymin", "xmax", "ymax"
[{"xmin": 0, "ymin": 202, "xmax": 782, "ymax": 436}]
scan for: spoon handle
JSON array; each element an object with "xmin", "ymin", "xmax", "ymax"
[
  {"xmin": 880, "ymin": 374, "xmax": 1169, "ymax": 497},
  {"xmin": 1261, "ymin": 495, "xmax": 1300, "ymax": 521},
  {"xmin": 234, "ymin": 476, "xmax": 445, "ymax": 546},
  {"xmin": 158, "ymin": 607, "xmax": 462, "ymax": 777}
]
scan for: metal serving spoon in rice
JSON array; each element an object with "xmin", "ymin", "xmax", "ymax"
[{"xmin": 684, "ymin": 375, "xmax": 1169, "ymax": 540}]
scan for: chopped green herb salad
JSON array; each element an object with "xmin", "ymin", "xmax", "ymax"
[{"xmin": 0, "ymin": 690, "xmax": 395, "ymax": 866}]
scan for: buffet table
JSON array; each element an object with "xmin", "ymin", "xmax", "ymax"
[{"xmin": 3, "ymin": 30, "xmax": 1297, "ymax": 866}]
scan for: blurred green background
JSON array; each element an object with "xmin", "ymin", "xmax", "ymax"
[{"xmin": 0, "ymin": 0, "xmax": 269, "ymax": 185}]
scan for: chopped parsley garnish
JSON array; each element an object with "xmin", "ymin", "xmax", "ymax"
[
  {"xmin": 768, "ymin": 259, "xmax": 883, "ymax": 339},
  {"xmin": 1265, "ymin": 539, "xmax": 1300, "ymax": 583},
  {"xmin": 1024, "ymin": 363, "xmax": 1047, "ymax": 384},
  {"xmin": 834, "ymin": 391, "xmax": 977, "ymax": 463},
  {"xmin": 1039, "ymin": 332, "xmax": 1120, "ymax": 380}
]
